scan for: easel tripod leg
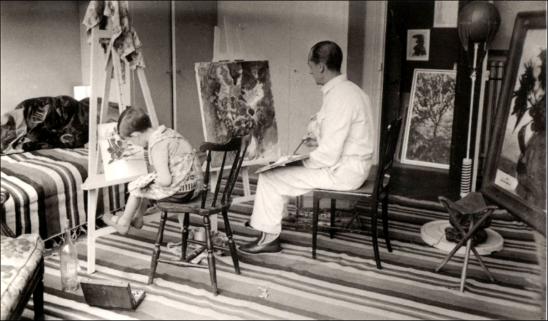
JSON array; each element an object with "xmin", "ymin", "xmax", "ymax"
[
  {"xmin": 452, "ymin": 218, "xmax": 495, "ymax": 282},
  {"xmin": 86, "ymin": 189, "xmax": 99, "ymax": 274},
  {"xmin": 436, "ymin": 213, "xmax": 492, "ymax": 272},
  {"xmin": 460, "ymin": 237, "xmax": 473, "ymax": 292},
  {"xmin": 471, "ymin": 245, "xmax": 495, "ymax": 282}
]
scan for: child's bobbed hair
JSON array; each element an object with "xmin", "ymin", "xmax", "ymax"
[{"xmin": 117, "ymin": 107, "xmax": 152, "ymax": 138}]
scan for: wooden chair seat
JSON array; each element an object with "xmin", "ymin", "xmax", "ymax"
[
  {"xmin": 313, "ymin": 172, "xmax": 392, "ymax": 199},
  {"xmin": 155, "ymin": 193, "xmax": 228, "ymax": 216}
]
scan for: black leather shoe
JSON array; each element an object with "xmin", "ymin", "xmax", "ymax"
[
  {"xmin": 239, "ymin": 235, "xmax": 261, "ymax": 250},
  {"xmin": 244, "ymin": 220, "xmax": 253, "ymax": 229},
  {"xmin": 239, "ymin": 236, "xmax": 282, "ymax": 254}
]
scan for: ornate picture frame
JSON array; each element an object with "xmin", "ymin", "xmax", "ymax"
[
  {"xmin": 401, "ymin": 69, "xmax": 456, "ymax": 169},
  {"xmin": 481, "ymin": 11, "xmax": 546, "ymax": 235}
]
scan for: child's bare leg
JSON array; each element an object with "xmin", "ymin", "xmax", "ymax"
[
  {"xmin": 131, "ymin": 198, "xmax": 149, "ymax": 229},
  {"xmin": 122, "ymin": 195, "xmax": 142, "ymax": 223},
  {"xmin": 103, "ymin": 194, "xmax": 141, "ymax": 235}
]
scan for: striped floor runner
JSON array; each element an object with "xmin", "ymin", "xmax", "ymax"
[{"xmin": 23, "ymin": 199, "xmax": 546, "ymax": 320}]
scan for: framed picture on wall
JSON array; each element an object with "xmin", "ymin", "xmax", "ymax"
[
  {"xmin": 481, "ymin": 11, "xmax": 546, "ymax": 236},
  {"xmin": 406, "ymin": 29, "xmax": 430, "ymax": 61},
  {"xmin": 433, "ymin": 1, "xmax": 458, "ymax": 28},
  {"xmin": 401, "ymin": 69, "xmax": 456, "ymax": 169}
]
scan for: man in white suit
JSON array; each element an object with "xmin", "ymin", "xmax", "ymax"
[{"xmin": 240, "ymin": 40, "xmax": 377, "ymax": 254}]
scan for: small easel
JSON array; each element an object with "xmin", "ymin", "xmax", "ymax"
[{"xmin": 82, "ymin": 28, "xmax": 159, "ymax": 274}]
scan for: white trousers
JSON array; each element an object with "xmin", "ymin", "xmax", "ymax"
[{"xmin": 249, "ymin": 159, "xmax": 371, "ymax": 234}]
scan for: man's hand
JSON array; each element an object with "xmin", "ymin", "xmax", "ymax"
[{"xmin": 302, "ymin": 134, "xmax": 318, "ymax": 148}]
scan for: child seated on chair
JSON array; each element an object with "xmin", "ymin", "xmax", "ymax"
[{"xmin": 102, "ymin": 107, "xmax": 203, "ymax": 235}]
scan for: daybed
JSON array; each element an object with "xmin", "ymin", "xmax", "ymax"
[{"xmin": 1, "ymin": 95, "xmax": 126, "ymax": 242}]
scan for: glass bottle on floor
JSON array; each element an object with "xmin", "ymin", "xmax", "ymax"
[{"xmin": 60, "ymin": 220, "xmax": 79, "ymax": 292}]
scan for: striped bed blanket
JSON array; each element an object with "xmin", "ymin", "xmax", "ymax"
[{"xmin": 1, "ymin": 148, "xmax": 127, "ymax": 240}]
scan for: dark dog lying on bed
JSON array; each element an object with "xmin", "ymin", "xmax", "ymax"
[{"xmin": 1, "ymin": 96, "xmax": 90, "ymax": 154}]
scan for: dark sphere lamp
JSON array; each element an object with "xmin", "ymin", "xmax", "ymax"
[
  {"xmin": 456, "ymin": 1, "xmax": 501, "ymax": 198},
  {"xmin": 458, "ymin": 1, "xmax": 501, "ymax": 51}
]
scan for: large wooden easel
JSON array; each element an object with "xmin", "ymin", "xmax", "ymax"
[
  {"xmin": 205, "ymin": 21, "xmax": 280, "ymax": 204},
  {"xmin": 82, "ymin": 28, "xmax": 159, "ymax": 274}
]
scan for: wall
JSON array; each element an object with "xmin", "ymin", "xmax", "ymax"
[
  {"xmin": 129, "ymin": 1, "xmax": 173, "ymax": 128},
  {"xmin": 359, "ymin": 1, "xmax": 387, "ymax": 156},
  {"xmin": 80, "ymin": 1, "xmax": 174, "ymax": 128},
  {"xmin": 0, "ymin": 1, "xmax": 82, "ymax": 114},
  {"xmin": 77, "ymin": 1, "xmax": 216, "ymax": 141},
  {"xmin": 491, "ymin": 1, "xmax": 547, "ymax": 51},
  {"xmin": 383, "ymin": 0, "xmax": 547, "ymax": 202},
  {"xmin": 79, "ymin": 0, "xmax": 90, "ymax": 85},
  {"xmin": 384, "ymin": 0, "xmax": 462, "ymax": 201},
  {"xmin": 216, "ymin": 1, "xmax": 349, "ymax": 155},
  {"xmin": 345, "ymin": 1, "xmax": 387, "ymax": 160},
  {"xmin": 174, "ymin": 1, "xmax": 217, "ymax": 147}
]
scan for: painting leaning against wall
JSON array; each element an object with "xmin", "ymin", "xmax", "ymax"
[
  {"xmin": 401, "ymin": 69, "xmax": 456, "ymax": 169},
  {"xmin": 494, "ymin": 29, "xmax": 546, "ymax": 210},
  {"xmin": 195, "ymin": 60, "xmax": 280, "ymax": 167},
  {"xmin": 482, "ymin": 11, "xmax": 546, "ymax": 236}
]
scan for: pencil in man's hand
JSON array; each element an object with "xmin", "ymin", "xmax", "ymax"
[{"xmin": 293, "ymin": 139, "xmax": 305, "ymax": 155}]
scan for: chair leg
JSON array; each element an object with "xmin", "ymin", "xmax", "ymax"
[
  {"xmin": 203, "ymin": 215, "xmax": 218, "ymax": 295},
  {"xmin": 33, "ymin": 260, "xmax": 44, "ymax": 321},
  {"xmin": 148, "ymin": 210, "xmax": 168, "ymax": 285},
  {"xmin": 381, "ymin": 197, "xmax": 392, "ymax": 252},
  {"xmin": 371, "ymin": 208, "xmax": 382, "ymax": 269},
  {"xmin": 295, "ymin": 195, "xmax": 302, "ymax": 221},
  {"xmin": 221, "ymin": 208, "xmax": 240, "ymax": 274},
  {"xmin": 181, "ymin": 213, "xmax": 190, "ymax": 261},
  {"xmin": 312, "ymin": 195, "xmax": 320, "ymax": 259},
  {"xmin": 329, "ymin": 199, "xmax": 336, "ymax": 239}
]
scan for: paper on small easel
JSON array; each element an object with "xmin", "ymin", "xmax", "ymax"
[{"xmin": 98, "ymin": 122, "xmax": 148, "ymax": 181}]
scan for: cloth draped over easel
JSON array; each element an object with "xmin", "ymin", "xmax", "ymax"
[{"xmin": 82, "ymin": 0, "xmax": 146, "ymax": 74}]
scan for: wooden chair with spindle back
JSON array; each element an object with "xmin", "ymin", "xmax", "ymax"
[{"xmin": 148, "ymin": 135, "xmax": 250, "ymax": 295}]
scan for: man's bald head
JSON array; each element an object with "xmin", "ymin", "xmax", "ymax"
[{"xmin": 308, "ymin": 41, "xmax": 343, "ymax": 72}]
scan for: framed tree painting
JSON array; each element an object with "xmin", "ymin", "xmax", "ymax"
[
  {"xmin": 482, "ymin": 11, "xmax": 546, "ymax": 235},
  {"xmin": 401, "ymin": 69, "xmax": 456, "ymax": 169}
]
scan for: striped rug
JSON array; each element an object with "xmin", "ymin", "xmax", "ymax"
[{"xmin": 23, "ymin": 199, "xmax": 546, "ymax": 320}]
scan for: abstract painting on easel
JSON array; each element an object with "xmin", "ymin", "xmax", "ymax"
[{"xmin": 195, "ymin": 60, "xmax": 280, "ymax": 167}]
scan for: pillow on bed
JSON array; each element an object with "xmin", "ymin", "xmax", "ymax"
[
  {"xmin": 0, "ymin": 108, "xmax": 26, "ymax": 154},
  {"xmin": 0, "ymin": 96, "xmax": 90, "ymax": 154}
]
